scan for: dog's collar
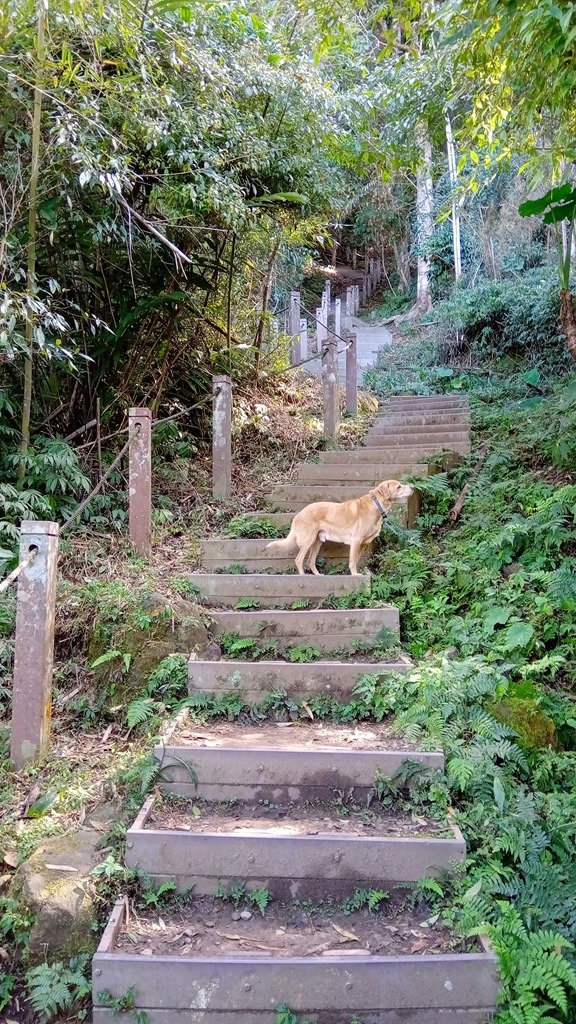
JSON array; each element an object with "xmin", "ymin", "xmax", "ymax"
[{"xmin": 372, "ymin": 495, "xmax": 388, "ymax": 519}]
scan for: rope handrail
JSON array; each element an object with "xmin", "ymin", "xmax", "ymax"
[{"xmin": 0, "ymin": 547, "xmax": 38, "ymax": 595}]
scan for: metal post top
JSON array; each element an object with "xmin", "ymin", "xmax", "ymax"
[
  {"xmin": 20, "ymin": 520, "xmax": 59, "ymax": 537},
  {"xmin": 128, "ymin": 407, "xmax": 151, "ymax": 419}
]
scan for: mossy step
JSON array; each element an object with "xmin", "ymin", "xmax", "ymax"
[
  {"xmin": 188, "ymin": 572, "xmax": 370, "ymax": 608},
  {"xmin": 210, "ymin": 607, "xmax": 399, "ymax": 651}
]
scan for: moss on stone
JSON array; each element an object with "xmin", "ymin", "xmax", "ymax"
[{"xmin": 489, "ymin": 697, "xmax": 557, "ymax": 750}]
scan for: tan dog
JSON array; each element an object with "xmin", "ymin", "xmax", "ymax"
[{"xmin": 265, "ymin": 480, "xmax": 414, "ymax": 576}]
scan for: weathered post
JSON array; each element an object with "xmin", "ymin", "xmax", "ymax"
[
  {"xmin": 316, "ymin": 306, "xmax": 327, "ymax": 352},
  {"xmin": 324, "ymin": 281, "xmax": 331, "ymax": 313},
  {"xmin": 354, "ymin": 284, "xmax": 360, "ymax": 313},
  {"xmin": 345, "ymin": 331, "xmax": 358, "ymax": 417},
  {"xmin": 212, "ymin": 375, "xmax": 232, "ymax": 500},
  {"xmin": 322, "ymin": 339, "xmax": 340, "ymax": 442},
  {"xmin": 129, "ymin": 407, "xmax": 152, "ymax": 558},
  {"xmin": 10, "ymin": 521, "xmax": 59, "ymax": 769},
  {"xmin": 345, "ymin": 287, "xmax": 353, "ymax": 319},
  {"xmin": 300, "ymin": 317, "xmax": 308, "ymax": 357},
  {"xmin": 289, "ymin": 290, "xmax": 301, "ymax": 365},
  {"xmin": 334, "ymin": 297, "xmax": 342, "ymax": 340}
]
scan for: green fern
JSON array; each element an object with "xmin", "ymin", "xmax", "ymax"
[{"xmin": 25, "ymin": 956, "xmax": 91, "ymax": 1022}]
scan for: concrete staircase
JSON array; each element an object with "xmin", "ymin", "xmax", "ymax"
[{"xmin": 93, "ymin": 396, "xmax": 499, "ymax": 1022}]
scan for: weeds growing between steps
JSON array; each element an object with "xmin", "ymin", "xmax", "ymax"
[{"xmin": 2, "ymin": 366, "xmax": 576, "ymax": 1022}]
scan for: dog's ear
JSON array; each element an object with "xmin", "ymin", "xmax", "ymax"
[{"xmin": 374, "ymin": 480, "xmax": 397, "ymax": 502}]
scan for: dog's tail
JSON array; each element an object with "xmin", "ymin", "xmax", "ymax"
[{"xmin": 265, "ymin": 530, "xmax": 297, "ymax": 555}]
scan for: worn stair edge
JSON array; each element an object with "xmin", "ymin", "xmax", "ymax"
[
  {"xmin": 94, "ymin": 899, "xmax": 499, "ymax": 1023},
  {"xmin": 155, "ymin": 705, "xmax": 438, "ymax": 801},
  {"xmin": 125, "ymin": 796, "xmax": 466, "ymax": 893},
  {"xmin": 198, "ymin": 538, "xmax": 372, "ymax": 572},
  {"xmin": 363, "ymin": 437, "xmax": 471, "ymax": 451},
  {"xmin": 188, "ymin": 573, "xmax": 370, "ymax": 608},
  {"xmin": 296, "ymin": 463, "xmax": 435, "ymax": 481},
  {"xmin": 186, "ymin": 657, "xmax": 411, "ymax": 702},
  {"xmin": 366, "ymin": 427, "xmax": 470, "ymax": 440},
  {"xmin": 372, "ymin": 414, "xmax": 471, "ymax": 426},
  {"xmin": 155, "ymin": 747, "xmax": 441, "ymax": 802},
  {"xmin": 319, "ymin": 448, "xmax": 463, "ymax": 464},
  {"xmin": 210, "ymin": 607, "xmax": 399, "ymax": 649},
  {"xmin": 385, "ymin": 396, "xmax": 469, "ymax": 405}
]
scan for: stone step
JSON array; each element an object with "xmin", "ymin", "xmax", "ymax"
[
  {"xmin": 297, "ymin": 462, "xmax": 434, "ymax": 482},
  {"xmin": 364, "ymin": 433, "xmax": 470, "ymax": 451},
  {"xmin": 188, "ymin": 573, "xmax": 370, "ymax": 608},
  {"xmin": 373, "ymin": 413, "xmax": 471, "ymax": 427},
  {"xmin": 187, "ymin": 657, "xmax": 412, "ymax": 704},
  {"xmin": 125, "ymin": 794, "xmax": 466, "ymax": 895},
  {"xmin": 95, "ymin": 898, "xmax": 499, "ymax": 1024},
  {"xmin": 367, "ymin": 425, "xmax": 470, "ymax": 440},
  {"xmin": 386, "ymin": 396, "xmax": 469, "ymax": 407},
  {"xmin": 319, "ymin": 447, "xmax": 456, "ymax": 464},
  {"xmin": 268, "ymin": 485, "xmax": 419, "ymax": 524},
  {"xmin": 154, "ymin": 710, "xmax": 440, "ymax": 802},
  {"xmin": 210, "ymin": 607, "xmax": 399, "ymax": 652},
  {"xmin": 199, "ymin": 537, "xmax": 371, "ymax": 572}
]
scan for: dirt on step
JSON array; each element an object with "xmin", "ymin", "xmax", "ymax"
[
  {"xmin": 114, "ymin": 893, "xmax": 472, "ymax": 959},
  {"xmin": 146, "ymin": 797, "xmax": 450, "ymax": 839},
  {"xmin": 171, "ymin": 719, "xmax": 434, "ymax": 753}
]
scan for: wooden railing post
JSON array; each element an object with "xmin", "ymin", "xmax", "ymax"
[
  {"xmin": 345, "ymin": 287, "xmax": 353, "ymax": 319},
  {"xmin": 212, "ymin": 375, "xmax": 232, "ymax": 500},
  {"xmin": 289, "ymin": 290, "xmax": 301, "ymax": 365},
  {"xmin": 129, "ymin": 407, "xmax": 152, "ymax": 558},
  {"xmin": 345, "ymin": 331, "xmax": 358, "ymax": 417},
  {"xmin": 10, "ymin": 520, "xmax": 59, "ymax": 769},
  {"xmin": 316, "ymin": 306, "xmax": 326, "ymax": 353},
  {"xmin": 300, "ymin": 317, "xmax": 308, "ymax": 357},
  {"xmin": 322, "ymin": 339, "xmax": 340, "ymax": 442},
  {"xmin": 354, "ymin": 285, "xmax": 359, "ymax": 313},
  {"xmin": 334, "ymin": 297, "xmax": 342, "ymax": 340}
]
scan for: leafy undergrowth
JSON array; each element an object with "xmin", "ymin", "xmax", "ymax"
[{"xmin": 3, "ymin": 361, "xmax": 576, "ymax": 1023}]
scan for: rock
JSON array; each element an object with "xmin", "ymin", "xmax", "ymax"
[
  {"xmin": 232, "ymin": 910, "xmax": 242, "ymax": 921},
  {"xmin": 239, "ymin": 910, "xmax": 252, "ymax": 921},
  {"xmin": 10, "ymin": 831, "xmax": 103, "ymax": 961},
  {"xmin": 489, "ymin": 697, "xmax": 557, "ymax": 750},
  {"xmin": 204, "ymin": 641, "xmax": 222, "ymax": 661}
]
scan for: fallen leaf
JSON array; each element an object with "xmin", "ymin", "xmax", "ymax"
[
  {"xmin": 0, "ymin": 874, "xmax": 12, "ymax": 889},
  {"xmin": 101, "ymin": 724, "xmax": 114, "ymax": 743},
  {"xmin": 301, "ymin": 701, "xmax": 314, "ymax": 720},
  {"xmin": 1, "ymin": 850, "xmax": 18, "ymax": 868},
  {"xmin": 332, "ymin": 922, "xmax": 359, "ymax": 942},
  {"xmin": 90, "ymin": 820, "xmax": 109, "ymax": 832},
  {"xmin": 158, "ymin": 917, "xmax": 166, "ymax": 930},
  {"xmin": 410, "ymin": 939, "xmax": 427, "ymax": 953},
  {"xmin": 45, "ymin": 864, "xmax": 78, "ymax": 872}
]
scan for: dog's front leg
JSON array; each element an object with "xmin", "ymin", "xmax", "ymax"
[{"xmin": 348, "ymin": 539, "xmax": 364, "ymax": 576}]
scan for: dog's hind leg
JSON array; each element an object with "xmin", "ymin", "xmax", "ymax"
[{"xmin": 305, "ymin": 537, "xmax": 323, "ymax": 575}]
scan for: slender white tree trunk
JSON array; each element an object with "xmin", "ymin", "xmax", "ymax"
[
  {"xmin": 445, "ymin": 112, "xmax": 462, "ymax": 280},
  {"xmin": 416, "ymin": 130, "xmax": 433, "ymax": 312}
]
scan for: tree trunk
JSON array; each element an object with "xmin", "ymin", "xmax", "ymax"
[
  {"xmin": 445, "ymin": 113, "xmax": 462, "ymax": 281},
  {"xmin": 19, "ymin": 0, "xmax": 47, "ymax": 485},
  {"xmin": 560, "ymin": 289, "xmax": 576, "ymax": 360},
  {"xmin": 254, "ymin": 237, "xmax": 281, "ymax": 375},
  {"xmin": 415, "ymin": 130, "xmax": 433, "ymax": 313}
]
